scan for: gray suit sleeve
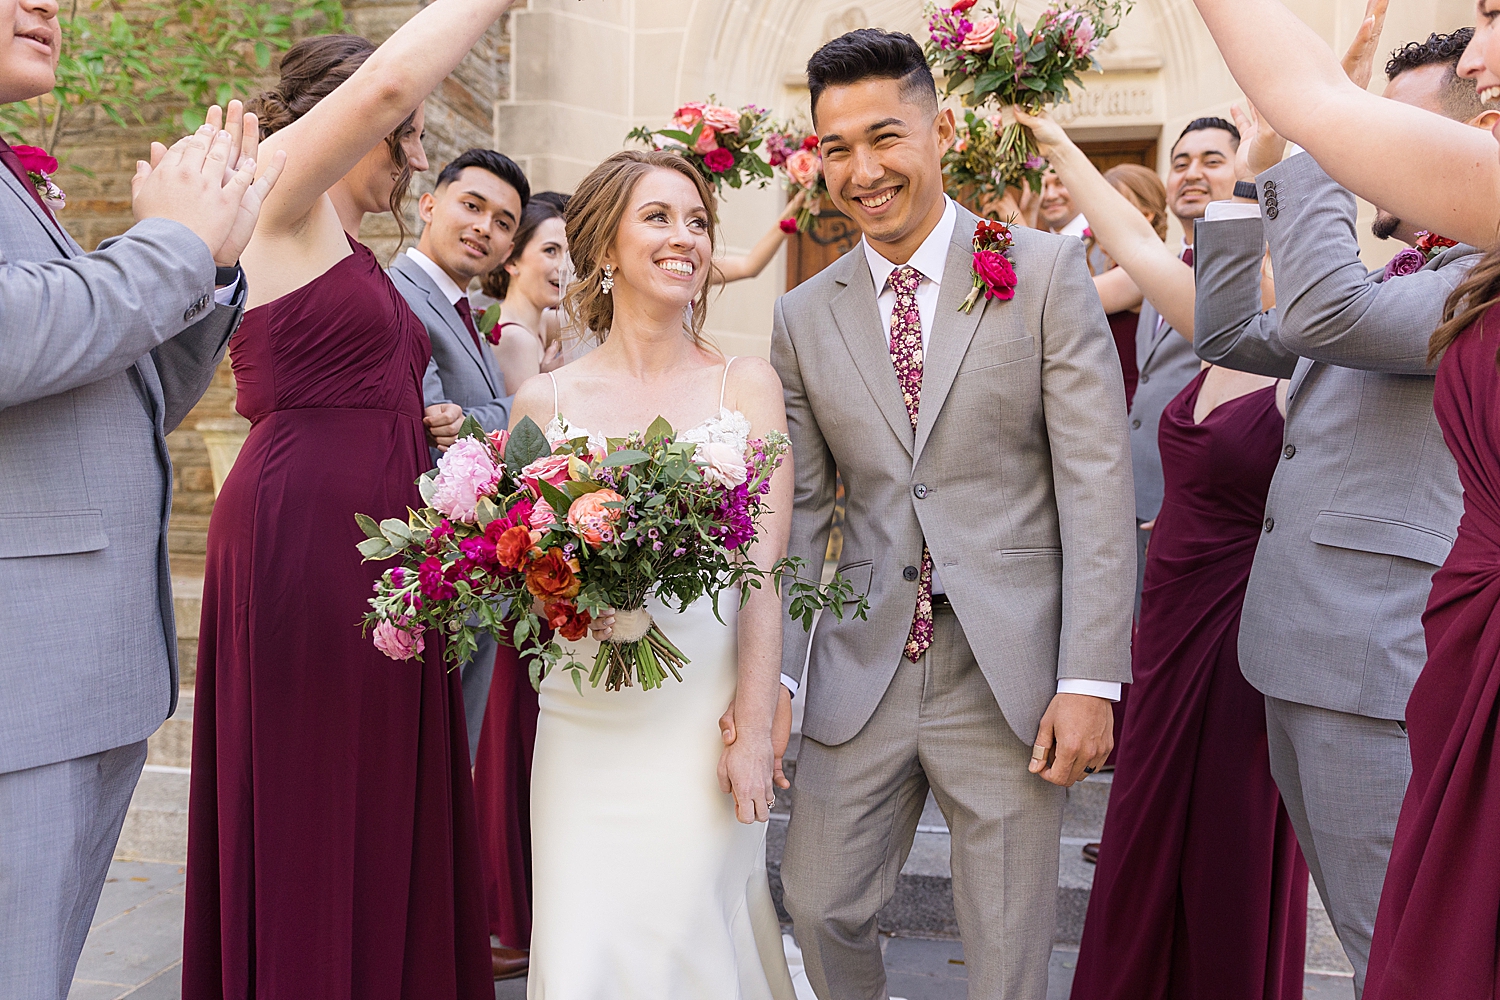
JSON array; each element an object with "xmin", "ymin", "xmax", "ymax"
[
  {"xmin": 151, "ymin": 282, "xmax": 245, "ymax": 434},
  {"xmin": 1193, "ymin": 216, "xmax": 1299, "ymax": 378},
  {"xmin": 0, "ymin": 218, "xmax": 215, "ymax": 409},
  {"xmin": 1263, "ymin": 153, "xmax": 1466, "ymax": 375},
  {"xmin": 1039, "ymin": 238, "xmax": 1136, "ymax": 684},
  {"xmin": 422, "ymin": 356, "xmax": 453, "ymax": 408},
  {"xmin": 770, "ymin": 296, "xmax": 837, "ymax": 690},
  {"xmin": 460, "ymin": 397, "xmax": 511, "ymax": 435}
]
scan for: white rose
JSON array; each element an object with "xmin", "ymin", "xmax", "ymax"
[{"xmin": 696, "ymin": 441, "xmax": 748, "ymax": 488}]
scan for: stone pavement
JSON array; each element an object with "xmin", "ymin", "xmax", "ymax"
[{"xmin": 73, "ymin": 858, "xmax": 1352, "ymax": 1000}]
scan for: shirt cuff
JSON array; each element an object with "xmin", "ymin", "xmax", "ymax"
[
  {"xmin": 1204, "ymin": 200, "xmax": 1262, "ymax": 222},
  {"xmin": 1057, "ymin": 678, "xmax": 1122, "ymax": 702},
  {"xmin": 781, "ymin": 673, "xmax": 799, "ymax": 698},
  {"xmin": 213, "ymin": 275, "xmax": 241, "ymax": 306}
]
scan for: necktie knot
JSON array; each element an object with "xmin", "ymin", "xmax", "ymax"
[{"xmin": 889, "ymin": 264, "xmax": 922, "ymax": 296}]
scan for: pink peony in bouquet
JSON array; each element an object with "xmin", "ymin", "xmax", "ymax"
[
  {"xmin": 357, "ymin": 416, "xmax": 866, "ymax": 692},
  {"xmin": 627, "ymin": 98, "xmax": 776, "ymax": 194},
  {"xmin": 924, "ymin": 0, "xmax": 1133, "ymax": 189}
]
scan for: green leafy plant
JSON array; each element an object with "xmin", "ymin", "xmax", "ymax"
[{"xmin": 0, "ymin": 0, "xmax": 343, "ymax": 169}]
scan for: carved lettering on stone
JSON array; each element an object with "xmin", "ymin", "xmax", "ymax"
[{"xmin": 1052, "ymin": 86, "xmax": 1155, "ymax": 124}]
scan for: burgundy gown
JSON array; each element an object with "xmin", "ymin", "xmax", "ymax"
[
  {"xmin": 1364, "ymin": 309, "xmax": 1500, "ymax": 998},
  {"xmin": 181, "ymin": 238, "xmax": 493, "ymax": 1000},
  {"xmin": 1071, "ymin": 372, "xmax": 1309, "ymax": 1000},
  {"xmin": 472, "ymin": 639, "xmax": 539, "ymax": 950}
]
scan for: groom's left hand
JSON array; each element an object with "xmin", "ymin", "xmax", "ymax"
[
  {"xmin": 1029, "ymin": 693, "xmax": 1114, "ymax": 787},
  {"xmin": 718, "ymin": 687, "xmax": 794, "ymax": 791}
]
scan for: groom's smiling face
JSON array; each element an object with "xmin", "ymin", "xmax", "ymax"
[{"xmin": 815, "ymin": 77, "xmax": 954, "ymax": 261}]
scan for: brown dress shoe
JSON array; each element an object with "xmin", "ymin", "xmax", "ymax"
[
  {"xmin": 1081, "ymin": 842, "xmax": 1100, "ymax": 864},
  {"xmin": 492, "ymin": 945, "xmax": 529, "ymax": 981}
]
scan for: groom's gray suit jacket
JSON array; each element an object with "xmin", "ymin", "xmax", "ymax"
[
  {"xmin": 1194, "ymin": 153, "xmax": 1473, "ymax": 719},
  {"xmin": 773, "ymin": 206, "xmax": 1136, "ymax": 746},
  {"xmin": 0, "ymin": 172, "xmax": 243, "ymax": 774},
  {"xmin": 388, "ymin": 252, "xmax": 511, "ymax": 462}
]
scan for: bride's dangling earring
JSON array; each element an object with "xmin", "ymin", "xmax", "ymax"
[{"xmin": 600, "ymin": 263, "xmax": 615, "ymax": 294}]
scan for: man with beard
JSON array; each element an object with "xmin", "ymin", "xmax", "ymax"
[
  {"xmin": 1127, "ymin": 118, "xmax": 1240, "ymax": 601},
  {"xmin": 1193, "ymin": 29, "xmax": 1493, "ymax": 991}
]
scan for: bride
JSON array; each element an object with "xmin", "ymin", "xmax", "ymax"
[{"xmin": 508, "ymin": 149, "xmax": 798, "ymax": 998}]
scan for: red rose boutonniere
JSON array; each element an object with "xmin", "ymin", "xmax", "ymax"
[
  {"xmin": 12, "ymin": 145, "xmax": 64, "ymax": 210},
  {"xmin": 960, "ymin": 218, "xmax": 1017, "ymax": 313},
  {"xmin": 1415, "ymin": 231, "xmax": 1458, "ymax": 257}
]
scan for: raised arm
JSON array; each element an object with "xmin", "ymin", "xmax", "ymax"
[
  {"xmin": 256, "ymin": 0, "xmax": 518, "ymax": 231},
  {"xmin": 1014, "ymin": 107, "xmax": 1196, "ymax": 336},
  {"xmin": 1187, "ymin": 0, "xmax": 1500, "ymax": 246}
]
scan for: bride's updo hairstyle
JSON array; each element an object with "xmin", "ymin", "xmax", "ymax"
[
  {"xmin": 563, "ymin": 149, "xmax": 720, "ymax": 346},
  {"xmin": 247, "ymin": 34, "xmax": 422, "ymax": 240}
]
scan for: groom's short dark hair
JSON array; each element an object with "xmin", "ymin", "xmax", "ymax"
[
  {"xmin": 435, "ymin": 148, "xmax": 531, "ymax": 211},
  {"xmin": 806, "ymin": 29, "xmax": 938, "ymax": 121},
  {"xmin": 1386, "ymin": 29, "xmax": 1489, "ymax": 121}
]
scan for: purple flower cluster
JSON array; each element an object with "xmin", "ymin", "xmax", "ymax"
[
  {"xmin": 418, "ymin": 556, "xmax": 456, "ymax": 601},
  {"xmin": 714, "ymin": 483, "xmax": 756, "ymax": 550},
  {"xmin": 928, "ymin": 5, "xmax": 974, "ymax": 51},
  {"xmin": 765, "ymin": 131, "xmax": 795, "ymax": 168}
]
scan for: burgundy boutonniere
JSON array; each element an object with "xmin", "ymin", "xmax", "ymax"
[
  {"xmin": 960, "ymin": 218, "xmax": 1017, "ymax": 313},
  {"xmin": 1384, "ymin": 231, "xmax": 1458, "ymax": 281},
  {"xmin": 12, "ymin": 144, "xmax": 64, "ymax": 210}
]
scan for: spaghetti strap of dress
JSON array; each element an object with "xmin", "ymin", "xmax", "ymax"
[
  {"xmin": 719, "ymin": 357, "xmax": 737, "ymax": 411},
  {"xmin": 547, "ymin": 370, "xmax": 559, "ymax": 420}
]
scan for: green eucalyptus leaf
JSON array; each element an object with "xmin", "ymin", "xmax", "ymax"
[
  {"xmin": 604, "ymin": 449, "xmax": 651, "ymax": 468},
  {"xmin": 644, "ymin": 416, "xmax": 675, "ymax": 445}
]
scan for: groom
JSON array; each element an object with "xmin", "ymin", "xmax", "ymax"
[{"xmin": 773, "ymin": 29, "xmax": 1136, "ymax": 999}]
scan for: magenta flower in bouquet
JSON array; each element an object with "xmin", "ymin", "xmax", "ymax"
[
  {"xmin": 628, "ymin": 99, "xmax": 776, "ymax": 194},
  {"xmin": 357, "ymin": 416, "xmax": 866, "ymax": 693},
  {"xmin": 765, "ymin": 124, "xmax": 829, "ymax": 233},
  {"xmin": 924, "ymin": 0, "xmax": 1133, "ymax": 189}
]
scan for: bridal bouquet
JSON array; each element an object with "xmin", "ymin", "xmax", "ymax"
[
  {"xmin": 766, "ymin": 123, "xmax": 828, "ymax": 233},
  {"xmin": 944, "ymin": 109, "xmax": 1008, "ymax": 210},
  {"xmin": 358, "ymin": 416, "xmax": 866, "ymax": 692},
  {"xmin": 924, "ymin": 0, "xmax": 1133, "ymax": 188},
  {"xmin": 628, "ymin": 99, "xmax": 776, "ymax": 194}
]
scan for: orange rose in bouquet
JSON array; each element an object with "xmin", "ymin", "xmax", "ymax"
[
  {"xmin": 526, "ymin": 548, "xmax": 581, "ymax": 600},
  {"xmin": 567, "ymin": 489, "xmax": 624, "ymax": 548}
]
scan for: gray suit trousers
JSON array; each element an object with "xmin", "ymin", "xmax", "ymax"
[
  {"xmin": 1264, "ymin": 697, "xmax": 1409, "ymax": 997},
  {"xmin": 0, "ymin": 740, "xmax": 147, "ymax": 1000},
  {"xmin": 459, "ymin": 631, "xmax": 498, "ymax": 764},
  {"xmin": 782, "ymin": 607, "xmax": 1064, "ymax": 1000}
]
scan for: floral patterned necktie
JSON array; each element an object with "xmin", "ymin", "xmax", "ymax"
[{"xmin": 888, "ymin": 264, "xmax": 933, "ymax": 662}]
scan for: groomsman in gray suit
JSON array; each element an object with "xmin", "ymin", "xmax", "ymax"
[
  {"xmin": 1128, "ymin": 117, "xmax": 1240, "ymax": 603},
  {"xmin": 0, "ymin": 4, "xmax": 281, "ymax": 991},
  {"xmin": 773, "ymin": 31, "xmax": 1135, "ymax": 1000},
  {"xmin": 1193, "ymin": 31, "xmax": 1492, "ymax": 992},
  {"xmin": 389, "ymin": 147, "xmax": 527, "ymax": 761}
]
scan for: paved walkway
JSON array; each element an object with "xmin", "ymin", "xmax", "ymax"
[{"xmin": 74, "ymin": 860, "xmax": 1353, "ymax": 1000}]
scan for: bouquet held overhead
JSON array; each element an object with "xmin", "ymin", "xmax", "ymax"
[{"xmin": 357, "ymin": 416, "xmax": 867, "ymax": 693}]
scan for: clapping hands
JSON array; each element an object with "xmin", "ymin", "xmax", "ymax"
[
  {"xmin": 1229, "ymin": 104, "xmax": 1287, "ymax": 183},
  {"xmin": 131, "ymin": 100, "xmax": 287, "ymax": 268}
]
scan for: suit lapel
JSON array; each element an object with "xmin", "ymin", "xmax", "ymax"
[
  {"xmin": 394, "ymin": 254, "xmax": 497, "ymax": 395},
  {"xmin": 913, "ymin": 212, "xmax": 987, "ymax": 461},
  {"xmin": 1138, "ymin": 306, "xmax": 1176, "ymax": 371},
  {"xmin": 0, "ymin": 165, "xmax": 72, "ymax": 257},
  {"xmin": 829, "ymin": 251, "xmax": 915, "ymax": 456}
]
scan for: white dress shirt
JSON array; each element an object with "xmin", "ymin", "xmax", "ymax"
[
  {"xmin": 405, "ymin": 246, "xmax": 466, "ymax": 306},
  {"xmin": 860, "ymin": 198, "xmax": 1120, "ymax": 702},
  {"xmin": 1055, "ymin": 213, "xmax": 1090, "ymax": 239}
]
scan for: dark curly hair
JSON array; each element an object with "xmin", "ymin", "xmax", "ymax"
[
  {"xmin": 1386, "ymin": 29, "xmax": 1489, "ymax": 121},
  {"xmin": 806, "ymin": 28, "xmax": 937, "ymax": 121},
  {"xmin": 247, "ymin": 34, "xmax": 422, "ymax": 242}
]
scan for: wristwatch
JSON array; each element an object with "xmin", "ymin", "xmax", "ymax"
[
  {"xmin": 1233, "ymin": 180, "xmax": 1259, "ymax": 201},
  {"xmin": 215, "ymin": 262, "xmax": 243, "ymax": 287}
]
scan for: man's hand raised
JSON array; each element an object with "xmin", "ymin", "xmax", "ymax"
[
  {"xmin": 132, "ymin": 110, "xmax": 285, "ymax": 268},
  {"xmin": 1230, "ymin": 103, "xmax": 1287, "ymax": 183},
  {"xmin": 1029, "ymin": 692, "xmax": 1113, "ymax": 787},
  {"xmin": 1341, "ymin": 0, "xmax": 1390, "ymax": 91}
]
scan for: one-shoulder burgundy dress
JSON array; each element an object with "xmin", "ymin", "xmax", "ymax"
[
  {"xmin": 181, "ymin": 238, "xmax": 492, "ymax": 1000},
  {"xmin": 1364, "ymin": 309, "xmax": 1500, "ymax": 999},
  {"xmin": 1071, "ymin": 371, "xmax": 1309, "ymax": 1000}
]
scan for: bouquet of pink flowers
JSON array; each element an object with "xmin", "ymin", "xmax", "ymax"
[
  {"xmin": 358, "ymin": 416, "xmax": 865, "ymax": 692},
  {"xmin": 944, "ymin": 109, "xmax": 1008, "ymax": 210},
  {"xmin": 628, "ymin": 99, "xmax": 776, "ymax": 194},
  {"xmin": 924, "ymin": 0, "xmax": 1133, "ymax": 188},
  {"xmin": 765, "ymin": 124, "xmax": 828, "ymax": 233}
]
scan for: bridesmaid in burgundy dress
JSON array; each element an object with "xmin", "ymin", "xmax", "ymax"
[
  {"xmin": 1363, "ymin": 301, "xmax": 1500, "ymax": 998},
  {"xmin": 1070, "ymin": 367, "xmax": 1309, "ymax": 1000},
  {"xmin": 473, "ymin": 640, "xmax": 539, "ymax": 952},
  {"xmin": 182, "ymin": 5, "xmax": 515, "ymax": 998}
]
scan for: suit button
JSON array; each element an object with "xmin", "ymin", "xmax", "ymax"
[
  {"xmin": 1266, "ymin": 206, "xmax": 1279, "ymax": 220},
  {"xmin": 1264, "ymin": 517, "xmax": 1275, "ymax": 533},
  {"xmin": 1264, "ymin": 180, "xmax": 1277, "ymax": 193},
  {"xmin": 1139, "ymin": 372, "xmax": 1150, "ymax": 384},
  {"xmin": 1283, "ymin": 444, "xmax": 1296, "ymax": 459},
  {"xmin": 903, "ymin": 565, "xmax": 919, "ymax": 582},
  {"xmin": 1131, "ymin": 418, "xmax": 1142, "ymax": 429},
  {"xmin": 913, "ymin": 484, "xmax": 929, "ymax": 499}
]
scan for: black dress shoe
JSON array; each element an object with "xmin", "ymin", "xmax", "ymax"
[
  {"xmin": 492, "ymin": 946, "xmax": 529, "ymax": 981},
  {"xmin": 1081, "ymin": 842, "xmax": 1100, "ymax": 864}
]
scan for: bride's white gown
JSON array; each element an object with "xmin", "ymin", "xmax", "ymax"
[{"xmin": 528, "ymin": 368, "xmax": 796, "ymax": 999}]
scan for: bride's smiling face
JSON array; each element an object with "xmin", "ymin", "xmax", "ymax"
[{"xmin": 606, "ymin": 168, "xmax": 712, "ymax": 311}]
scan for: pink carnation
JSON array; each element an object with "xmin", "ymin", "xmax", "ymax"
[
  {"xmin": 673, "ymin": 101, "xmax": 706, "ymax": 129},
  {"xmin": 430, "ymin": 437, "xmax": 500, "ymax": 523},
  {"xmin": 373, "ymin": 619, "xmax": 425, "ymax": 661},
  {"xmin": 701, "ymin": 104, "xmax": 741, "ymax": 134},
  {"xmin": 521, "ymin": 454, "xmax": 571, "ymax": 496}
]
